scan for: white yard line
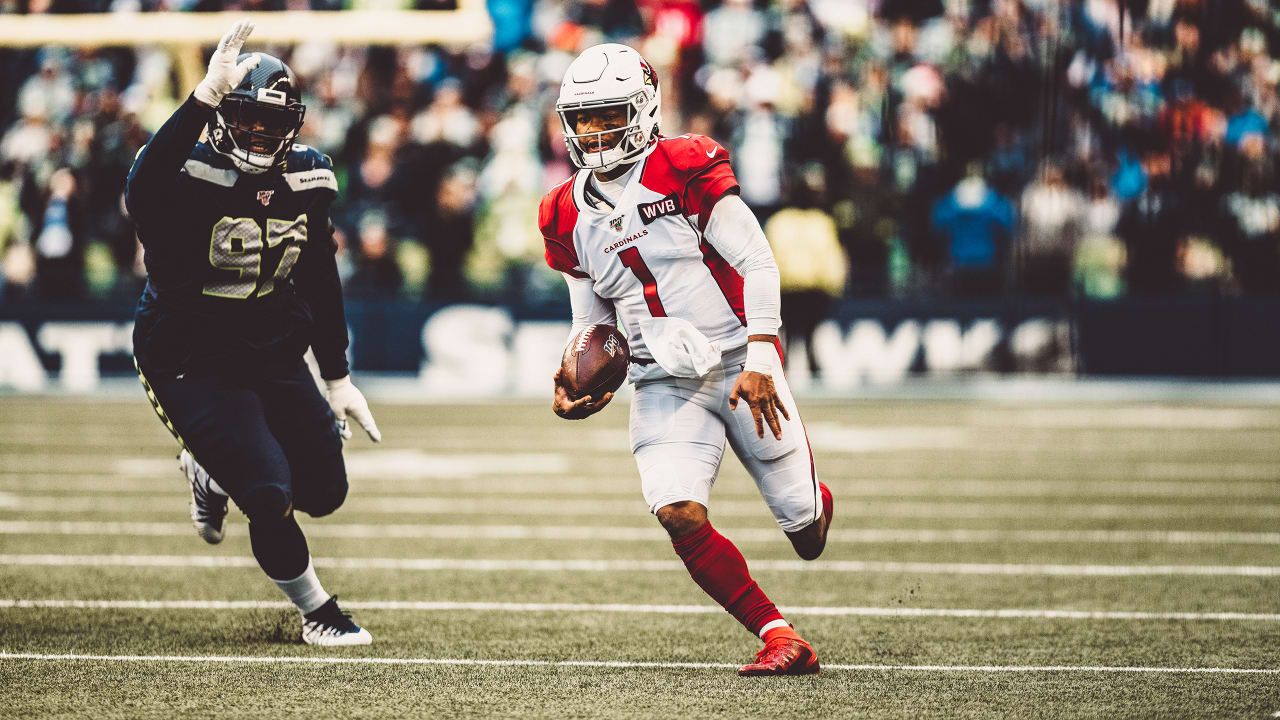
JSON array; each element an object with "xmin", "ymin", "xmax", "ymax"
[
  {"xmin": 3, "ymin": 477, "xmax": 1278, "ymax": 499},
  {"xmin": 4, "ymin": 495, "xmax": 1279, "ymax": 519},
  {"xmin": 2, "ymin": 459, "xmax": 1278, "ymax": 478},
  {"xmin": 1, "ymin": 554, "xmax": 1277, "ymax": 576},
  {"xmin": 1, "ymin": 451, "xmax": 575, "ymax": 479},
  {"xmin": 963, "ymin": 407, "xmax": 1280, "ymax": 429},
  {"xmin": 3, "ymin": 599, "xmax": 1278, "ymax": 621},
  {"xmin": 2, "ymin": 520, "xmax": 1279, "ymax": 546},
  {"xmin": 0, "ymin": 651, "xmax": 1274, "ymax": 674}
]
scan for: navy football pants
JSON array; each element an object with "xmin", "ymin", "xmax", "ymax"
[{"xmin": 136, "ymin": 358, "xmax": 347, "ymax": 523}]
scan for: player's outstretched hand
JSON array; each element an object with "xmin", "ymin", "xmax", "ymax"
[
  {"xmin": 193, "ymin": 19, "xmax": 261, "ymax": 109},
  {"xmin": 552, "ymin": 367, "xmax": 614, "ymax": 420},
  {"xmin": 729, "ymin": 370, "xmax": 790, "ymax": 440},
  {"xmin": 326, "ymin": 375, "xmax": 382, "ymax": 442}
]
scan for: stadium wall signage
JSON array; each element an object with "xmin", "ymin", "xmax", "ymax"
[
  {"xmin": 4, "ymin": 297, "xmax": 1275, "ymax": 390},
  {"xmin": 0, "ymin": 304, "xmax": 1073, "ymax": 393}
]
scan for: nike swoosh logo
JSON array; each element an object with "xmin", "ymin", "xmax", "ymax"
[{"xmin": 706, "ymin": 148, "xmax": 718, "ymax": 158}]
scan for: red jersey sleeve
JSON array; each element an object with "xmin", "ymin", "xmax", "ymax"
[
  {"xmin": 539, "ymin": 178, "xmax": 589, "ymax": 279},
  {"xmin": 644, "ymin": 134, "xmax": 740, "ymax": 232}
]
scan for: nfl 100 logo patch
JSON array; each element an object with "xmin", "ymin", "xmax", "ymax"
[
  {"xmin": 257, "ymin": 190, "xmax": 275, "ymax": 206},
  {"xmin": 609, "ymin": 216, "xmax": 624, "ymax": 232}
]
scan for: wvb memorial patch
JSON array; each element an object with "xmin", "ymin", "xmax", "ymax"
[{"xmin": 638, "ymin": 194, "xmax": 682, "ymax": 224}]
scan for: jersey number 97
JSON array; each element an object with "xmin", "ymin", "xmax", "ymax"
[{"xmin": 203, "ymin": 214, "xmax": 308, "ymax": 299}]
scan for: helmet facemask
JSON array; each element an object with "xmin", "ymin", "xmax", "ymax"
[
  {"xmin": 558, "ymin": 88, "xmax": 657, "ymax": 173},
  {"xmin": 209, "ymin": 89, "xmax": 305, "ymax": 175}
]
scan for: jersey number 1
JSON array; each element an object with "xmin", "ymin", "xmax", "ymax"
[
  {"xmin": 618, "ymin": 247, "xmax": 666, "ymax": 317},
  {"xmin": 203, "ymin": 214, "xmax": 307, "ymax": 299}
]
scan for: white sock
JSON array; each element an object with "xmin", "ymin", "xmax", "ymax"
[
  {"xmin": 758, "ymin": 619, "xmax": 791, "ymax": 638},
  {"xmin": 270, "ymin": 557, "xmax": 330, "ymax": 615},
  {"xmin": 207, "ymin": 478, "xmax": 227, "ymax": 496}
]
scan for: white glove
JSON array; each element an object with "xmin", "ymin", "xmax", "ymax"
[
  {"xmin": 326, "ymin": 375, "xmax": 382, "ymax": 443},
  {"xmin": 193, "ymin": 19, "xmax": 261, "ymax": 109}
]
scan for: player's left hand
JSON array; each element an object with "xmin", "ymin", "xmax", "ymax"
[
  {"xmin": 325, "ymin": 375, "xmax": 382, "ymax": 442},
  {"xmin": 729, "ymin": 370, "xmax": 790, "ymax": 440}
]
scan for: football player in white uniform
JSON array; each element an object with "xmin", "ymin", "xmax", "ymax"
[{"xmin": 542, "ymin": 44, "xmax": 834, "ymax": 676}]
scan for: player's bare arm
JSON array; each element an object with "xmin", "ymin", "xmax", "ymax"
[{"xmin": 728, "ymin": 334, "xmax": 791, "ymax": 440}]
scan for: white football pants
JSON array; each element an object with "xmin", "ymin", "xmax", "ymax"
[{"xmin": 629, "ymin": 344, "xmax": 822, "ymax": 532}]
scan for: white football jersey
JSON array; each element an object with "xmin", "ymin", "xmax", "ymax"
[{"xmin": 541, "ymin": 134, "xmax": 747, "ymax": 380}]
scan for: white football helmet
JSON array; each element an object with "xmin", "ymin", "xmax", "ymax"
[{"xmin": 556, "ymin": 43, "xmax": 661, "ymax": 173}]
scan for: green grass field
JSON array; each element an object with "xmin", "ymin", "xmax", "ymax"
[{"xmin": 0, "ymin": 395, "xmax": 1278, "ymax": 718}]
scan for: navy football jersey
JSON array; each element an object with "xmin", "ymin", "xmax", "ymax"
[{"xmin": 126, "ymin": 95, "xmax": 349, "ymax": 380}]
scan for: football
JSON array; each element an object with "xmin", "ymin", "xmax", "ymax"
[{"xmin": 561, "ymin": 324, "xmax": 630, "ymax": 401}]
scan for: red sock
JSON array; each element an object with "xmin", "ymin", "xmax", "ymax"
[
  {"xmin": 671, "ymin": 522, "xmax": 785, "ymax": 637},
  {"xmin": 819, "ymin": 482, "xmax": 833, "ymax": 526}
]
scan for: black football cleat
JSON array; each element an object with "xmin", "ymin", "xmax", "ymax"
[
  {"xmin": 302, "ymin": 595, "xmax": 373, "ymax": 646},
  {"xmin": 178, "ymin": 449, "xmax": 228, "ymax": 544}
]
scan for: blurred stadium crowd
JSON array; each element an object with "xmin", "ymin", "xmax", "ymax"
[{"xmin": 0, "ymin": 0, "xmax": 1278, "ymax": 306}]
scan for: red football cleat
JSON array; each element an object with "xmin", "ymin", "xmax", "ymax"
[{"xmin": 737, "ymin": 633, "xmax": 821, "ymax": 676}]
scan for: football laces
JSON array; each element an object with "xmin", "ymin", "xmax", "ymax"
[{"xmin": 573, "ymin": 326, "xmax": 596, "ymax": 354}]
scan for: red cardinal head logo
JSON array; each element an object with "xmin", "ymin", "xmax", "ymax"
[{"xmin": 638, "ymin": 58, "xmax": 656, "ymax": 89}]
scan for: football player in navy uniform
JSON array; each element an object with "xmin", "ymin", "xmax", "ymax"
[{"xmin": 127, "ymin": 21, "xmax": 379, "ymax": 646}]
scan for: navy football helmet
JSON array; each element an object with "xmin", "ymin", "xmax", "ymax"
[{"xmin": 207, "ymin": 53, "xmax": 305, "ymax": 174}]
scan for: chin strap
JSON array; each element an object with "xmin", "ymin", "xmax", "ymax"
[
  {"xmin": 227, "ymin": 147, "xmax": 285, "ymax": 175},
  {"xmin": 231, "ymin": 158, "xmax": 272, "ymax": 174}
]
